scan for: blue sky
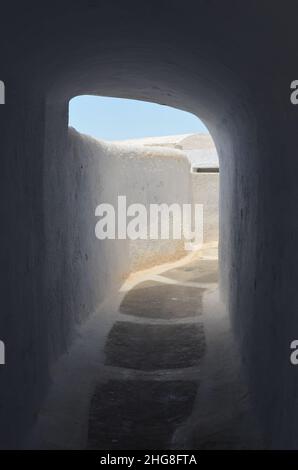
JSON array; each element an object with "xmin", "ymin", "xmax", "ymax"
[{"xmin": 69, "ymin": 95, "xmax": 208, "ymax": 141}]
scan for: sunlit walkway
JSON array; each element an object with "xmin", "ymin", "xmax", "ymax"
[{"xmin": 25, "ymin": 244, "xmax": 262, "ymax": 449}]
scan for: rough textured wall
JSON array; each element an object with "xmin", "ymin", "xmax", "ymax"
[
  {"xmin": 44, "ymin": 126, "xmax": 192, "ymax": 364},
  {"xmin": 191, "ymin": 172, "xmax": 218, "ymax": 243}
]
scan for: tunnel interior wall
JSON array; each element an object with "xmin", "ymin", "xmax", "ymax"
[
  {"xmin": 0, "ymin": 83, "xmax": 49, "ymax": 449},
  {"xmin": 214, "ymin": 88, "xmax": 298, "ymax": 449}
]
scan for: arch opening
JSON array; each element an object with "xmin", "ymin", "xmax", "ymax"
[{"xmin": 28, "ymin": 91, "xmax": 262, "ymax": 451}]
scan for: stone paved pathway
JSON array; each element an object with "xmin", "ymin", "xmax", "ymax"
[
  {"xmin": 87, "ymin": 262, "xmax": 210, "ymax": 449},
  {"xmin": 25, "ymin": 244, "xmax": 263, "ymax": 450}
]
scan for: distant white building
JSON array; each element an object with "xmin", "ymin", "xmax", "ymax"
[
  {"xmin": 115, "ymin": 133, "xmax": 219, "ymax": 244},
  {"xmin": 114, "ymin": 133, "xmax": 219, "ymax": 169}
]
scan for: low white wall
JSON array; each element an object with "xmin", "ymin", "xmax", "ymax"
[
  {"xmin": 43, "ymin": 128, "xmax": 217, "ymax": 371},
  {"xmin": 42, "ymin": 126, "xmax": 194, "ymax": 374},
  {"xmin": 120, "ymin": 150, "xmax": 192, "ymax": 272},
  {"xmin": 191, "ymin": 172, "xmax": 219, "ymax": 243},
  {"xmin": 59, "ymin": 128, "xmax": 192, "ymax": 327}
]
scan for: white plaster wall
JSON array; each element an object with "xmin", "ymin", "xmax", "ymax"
[
  {"xmin": 66, "ymin": 127, "xmax": 192, "ymax": 313},
  {"xmin": 191, "ymin": 172, "xmax": 219, "ymax": 243}
]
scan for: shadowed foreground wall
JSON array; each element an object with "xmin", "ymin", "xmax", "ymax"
[{"xmin": 1, "ymin": 0, "xmax": 298, "ymax": 449}]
